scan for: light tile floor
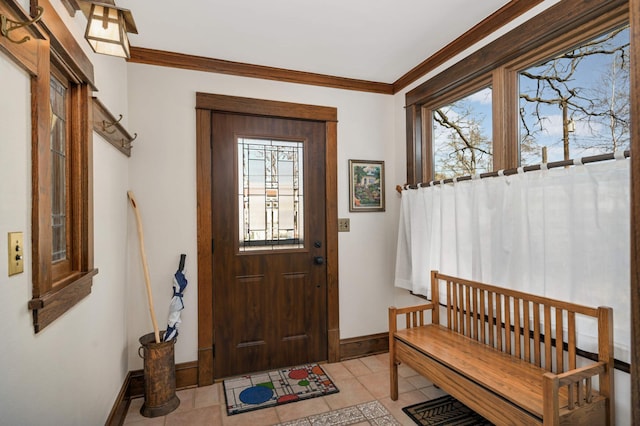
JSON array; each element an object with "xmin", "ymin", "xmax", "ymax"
[{"xmin": 123, "ymin": 353, "xmax": 447, "ymax": 426}]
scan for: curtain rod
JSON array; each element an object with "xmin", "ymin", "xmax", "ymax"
[{"xmin": 396, "ymin": 150, "xmax": 630, "ymax": 193}]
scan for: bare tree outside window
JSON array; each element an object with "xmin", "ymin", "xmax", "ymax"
[
  {"xmin": 519, "ymin": 25, "xmax": 630, "ymax": 166},
  {"xmin": 432, "ymin": 87, "xmax": 493, "ymax": 180}
]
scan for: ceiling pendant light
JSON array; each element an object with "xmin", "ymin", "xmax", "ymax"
[{"xmin": 84, "ymin": 1, "xmax": 137, "ymax": 58}]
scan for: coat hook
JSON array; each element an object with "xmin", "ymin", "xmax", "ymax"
[
  {"xmin": 1, "ymin": 6, "xmax": 44, "ymax": 44},
  {"xmin": 102, "ymin": 114, "xmax": 123, "ymax": 134},
  {"xmin": 121, "ymin": 133, "xmax": 138, "ymax": 149}
]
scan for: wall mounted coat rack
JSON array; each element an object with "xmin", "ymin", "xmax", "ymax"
[{"xmin": 92, "ymin": 97, "xmax": 137, "ymax": 157}]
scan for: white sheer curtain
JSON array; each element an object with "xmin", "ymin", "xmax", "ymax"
[{"xmin": 395, "ymin": 158, "xmax": 630, "ymax": 362}]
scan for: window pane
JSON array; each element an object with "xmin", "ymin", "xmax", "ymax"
[
  {"xmin": 519, "ymin": 25, "xmax": 630, "ymax": 166},
  {"xmin": 432, "ymin": 87, "xmax": 493, "ymax": 180},
  {"xmin": 50, "ymin": 76, "xmax": 67, "ymax": 263},
  {"xmin": 238, "ymin": 138, "xmax": 304, "ymax": 251}
]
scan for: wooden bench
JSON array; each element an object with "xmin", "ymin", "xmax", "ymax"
[{"xmin": 389, "ymin": 270, "xmax": 614, "ymax": 425}]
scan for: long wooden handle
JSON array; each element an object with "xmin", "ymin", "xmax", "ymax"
[{"xmin": 127, "ymin": 190, "xmax": 161, "ymax": 343}]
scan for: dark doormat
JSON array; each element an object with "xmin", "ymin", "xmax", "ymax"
[
  {"xmin": 402, "ymin": 395, "xmax": 494, "ymax": 425},
  {"xmin": 223, "ymin": 363, "xmax": 339, "ymax": 416}
]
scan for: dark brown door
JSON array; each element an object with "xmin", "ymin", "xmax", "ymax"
[{"xmin": 211, "ymin": 112, "xmax": 328, "ymax": 378}]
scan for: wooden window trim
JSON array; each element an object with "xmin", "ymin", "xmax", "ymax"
[
  {"xmin": 59, "ymin": 0, "xmax": 80, "ymax": 17},
  {"xmin": 15, "ymin": 0, "xmax": 98, "ymax": 332},
  {"xmin": 405, "ymin": 0, "xmax": 629, "ymax": 183}
]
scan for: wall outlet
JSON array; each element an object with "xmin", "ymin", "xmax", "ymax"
[{"xmin": 338, "ymin": 218, "xmax": 350, "ymax": 232}]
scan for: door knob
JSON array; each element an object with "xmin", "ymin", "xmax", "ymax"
[{"xmin": 314, "ymin": 256, "xmax": 324, "ymax": 265}]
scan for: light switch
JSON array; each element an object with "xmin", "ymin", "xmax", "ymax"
[
  {"xmin": 8, "ymin": 232, "xmax": 24, "ymax": 276},
  {"xmin": 338, "ymin": 218, "xmax": 350, "ymax": 232}
]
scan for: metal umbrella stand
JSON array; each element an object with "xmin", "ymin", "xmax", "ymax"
[
  {"xmin": 138, "ymin": 332, "xmax": 180, "ymax": 417},
  {"xmin": 128, "ymin": 191, "xmax": 180, "ymax": 417}
]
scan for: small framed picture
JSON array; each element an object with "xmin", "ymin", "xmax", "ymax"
[{"xmin": 349, "ymin": 160, "xmax": 385, "ymax": 212}]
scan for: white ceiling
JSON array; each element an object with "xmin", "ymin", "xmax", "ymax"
[{"xmin": 117, "ymin": 0, "xmax": 511, "ymax": 83}]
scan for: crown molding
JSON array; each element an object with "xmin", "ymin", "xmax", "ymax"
[{"xmin": 128, "ymin": 46, "xmax": 394, "ymax": 94}]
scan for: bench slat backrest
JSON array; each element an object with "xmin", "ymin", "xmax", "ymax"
[{"xmin": 430, "ymin": 270, "xmax": 611, "ymax": 376}]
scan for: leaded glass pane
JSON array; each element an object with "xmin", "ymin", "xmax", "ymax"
[
  {"xmin": 238, "ymin": 138, "xmax": 304, "ymax": 251},
  {"xmin": 50, "ymin": 75, "xmax": 67, "ymax": 262}
]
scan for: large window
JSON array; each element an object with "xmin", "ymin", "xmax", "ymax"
[
  {"xmin": 432, "ymin": 87, "xmax": 493, "ymax": 179},
  {"xmin": 26, "ymin": 1, "xmax": 98, "ymax": 333},
  {"xmin": 405, "ymin": 0, "xmax": 629, "ymax": 183},
  {"xmin": 518, "ymin": 25, "xmax": 630, "ymax": 166}
]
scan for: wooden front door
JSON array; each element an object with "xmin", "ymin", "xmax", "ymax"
[
  {"xmin": 210, "ymin": 112, "xmax": 328, "ymax": 378},
  {"xmin": 196, "ymin": 93, "xmax": 339, "ymax": 385}
]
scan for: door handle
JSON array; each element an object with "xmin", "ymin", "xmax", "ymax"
[{"xmin": 314, "ymin": 256, "xmax": 324, "ymax": 265}]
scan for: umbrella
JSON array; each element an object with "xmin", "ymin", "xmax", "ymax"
[{"xmin": 163, "ymin": 254, "xmax": 188, "ymax": 342}]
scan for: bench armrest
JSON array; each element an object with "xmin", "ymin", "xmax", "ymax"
[
  {"xmin": 389, "ymin": 303, "xmax": 435, "ymax": 334},
  {"xmin": 392, "ymin": 303, "xmax": 436, "ymax": 315},
  {"xmin": 543, "ymin": 362, "xmax": 609, "ymax": 424},
  {"xmin": 388, "ymin": 303, "xmax": 435, "ymax": 401},
  {"xmin": 555, "ymin": 362, "xmax": 607, "ymax": 387}
]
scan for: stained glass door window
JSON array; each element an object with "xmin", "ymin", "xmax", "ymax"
[{"xmin": 238, "ymin": 138, "xmax": 304, "ymax": 251}]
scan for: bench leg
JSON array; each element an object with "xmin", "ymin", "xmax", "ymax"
[
  {"xmin": 389, "ymin": 307, "xmax": 399, "ymax": 401},
  {"xmin": 543, "ymin": 373, "xmax": 560, "ymax": 426},
  {"xmin": 390, "ymin": 360, "xmax": 399, "ymax": 401}
]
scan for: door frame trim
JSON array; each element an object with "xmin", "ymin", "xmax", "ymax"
[{"xmin": 195, "ymin": 93, "xmax": 339, "ymax": 385}]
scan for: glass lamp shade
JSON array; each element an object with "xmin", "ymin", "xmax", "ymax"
[{"xmin": 84, "ymin": 3, "xmax": 131, "ymax": 58}]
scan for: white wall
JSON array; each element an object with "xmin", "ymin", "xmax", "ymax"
[
  {"xmin": 0, "ymin": 1, "xmax": 131, "ymax": 424},
  {"xmin": 125, "ymin": 65, "xmax": 399, "ymax": 368}
]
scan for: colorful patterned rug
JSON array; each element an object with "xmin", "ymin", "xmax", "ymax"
[
  {"xmin": 402, "ymin": 395, "xmax": 493, "ymax": 425},
  {"xmin": 223, "ymin": 363, "xmax": 339, "ymax": 416}
]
